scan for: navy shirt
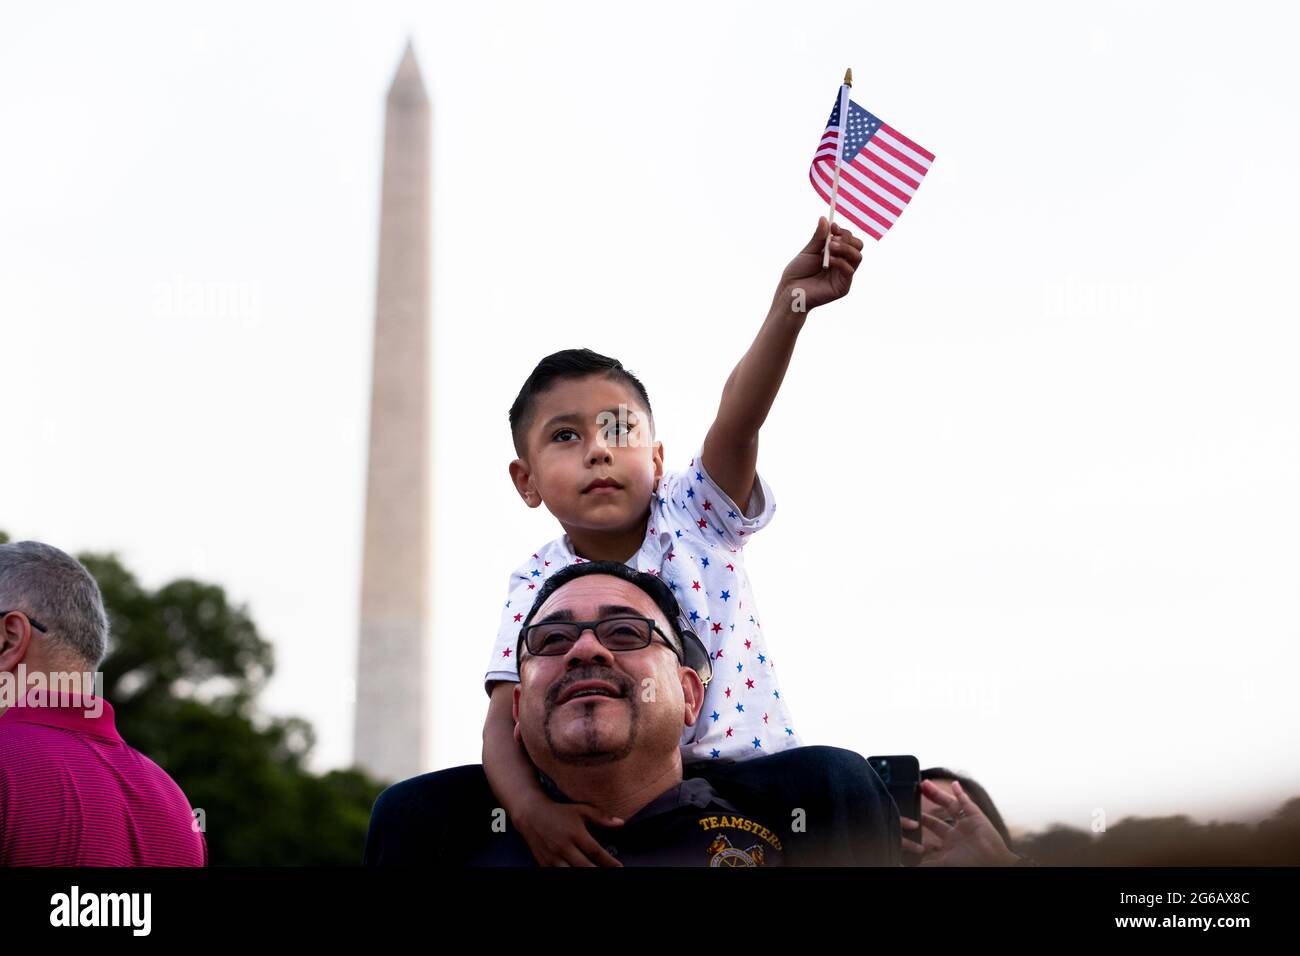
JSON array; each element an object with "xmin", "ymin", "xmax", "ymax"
[
  {"xmin": 469, "ymin": 776, "xmax": 784, "ymax": 867},
  {"xmin": 364, "ymin": 747, "xmax": 900, "ymax": 867}
]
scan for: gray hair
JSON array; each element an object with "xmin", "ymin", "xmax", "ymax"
[{"xmin": 0, "ymin": 541, "xmax": 109, "ymax": 668}]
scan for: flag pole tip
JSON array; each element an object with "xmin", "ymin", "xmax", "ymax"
[{"xmin": 844, "ymin": 68, "xmax": 853, "ymax": 86}]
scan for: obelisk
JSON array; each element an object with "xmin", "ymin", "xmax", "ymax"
[{"xmin": 354, "ymin": 41, "xmax": 431, "ymax": 783}]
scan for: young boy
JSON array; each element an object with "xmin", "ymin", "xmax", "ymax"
[{"xmin": 483, "ymin": 217, "xmax": 865, "ymax": 865}]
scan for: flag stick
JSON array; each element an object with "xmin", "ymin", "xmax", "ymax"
[{"xmin": 823, "ymin": 67, "xmax": 853, "ymax": 269}]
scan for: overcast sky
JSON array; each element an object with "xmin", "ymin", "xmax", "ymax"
[{"xmin": 2, "ymin": 0, "xmax": 1297, "ymax": 832}]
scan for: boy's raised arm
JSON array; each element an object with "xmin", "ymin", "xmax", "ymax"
[{"xmin": 702, "ymin": 217, "xmax": 864, "ymax": 509}]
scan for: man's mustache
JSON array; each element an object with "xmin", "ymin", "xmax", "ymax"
[{"xmin": 546, "ymin": 665, "xmax": 636, "ymax": 707}]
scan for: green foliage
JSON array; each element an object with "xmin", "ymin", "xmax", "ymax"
[{"xmin": 70, "ymin": 547, "xmax": 386, "ymax": 865}]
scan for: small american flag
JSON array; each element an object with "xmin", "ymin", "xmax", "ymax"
[{"xmin": 809, "ymin": 92, "xmax": 934, "ymax": 240}]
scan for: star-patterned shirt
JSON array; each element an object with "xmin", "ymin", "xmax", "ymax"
[{"xmin": 484, "ymin": 444, "xmax": 802, "ymax": 762}]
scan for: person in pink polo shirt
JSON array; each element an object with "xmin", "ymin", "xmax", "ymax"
[{"xmin": 0, "ymin": 540, "xmax": 206, "ymax": 867}]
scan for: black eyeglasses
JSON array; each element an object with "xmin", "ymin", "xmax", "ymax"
[
  {"xmin": 520, "ymin": 615, "xmax": 682, "ymax": 662},
  {"xmin": 0, "ymin": 610, "xmax": 48, "ymax": 633}
]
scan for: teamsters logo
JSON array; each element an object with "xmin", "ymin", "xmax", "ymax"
[
  {"xmin": 706, "ymin": 834, "xmax": 769, "ymax": 867},
  {"xmin": 698, "ymin": 814, "xmax": 782, "ymax": 867}
]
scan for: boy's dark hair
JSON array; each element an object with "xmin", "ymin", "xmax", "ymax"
[
  {"xmin": 921, "ymin": 767, "xmax": 1013, "ymax": 847},
  {"xmin": 508, "ymin": 349, "xmax": 654, "ymax": 458}
]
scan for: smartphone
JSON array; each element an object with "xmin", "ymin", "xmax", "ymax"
[{"xmin": 868, "ymin": 755, "xmax": 922, "ymax": 857}]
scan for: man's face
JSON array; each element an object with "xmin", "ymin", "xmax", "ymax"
[
  {"xmin": 510, "ymin": 375, "xmax": 664, "ymax": 536},
  {"xmin": 512, "ymin": 574, "xmax": 703, "ymax": 768}
]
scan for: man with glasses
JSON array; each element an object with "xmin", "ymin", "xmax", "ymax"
[
  {"xmin": 365, "ymin": 560, "xmax": 898, "ymax": 866},
  {"xmin": 0, "ymin": 540, "xmax": 207, "ymax": 866}
]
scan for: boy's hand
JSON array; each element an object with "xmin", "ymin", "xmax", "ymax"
[
  {"xmin": 514, "ymin": 793, "xmax": 625, "ymax": 867},
  {"xmin": 777, "ymin": 217, "xmax": 864, "ymax": 312}
]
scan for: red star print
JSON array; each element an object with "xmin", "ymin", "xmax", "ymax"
[
  {"xmin": 711, "ymin": 622, "xmax": 722, "ymax": 634},
  {"xmin": 724, "ymin": 687, "xmax": 731, "ymax": 698},
  {"xmin": 513, "ymin": 613, "xmax": 522, "ymax": 623},
  {"xmin": 715, "ymin": 649, "xmax": 724, "ymax": 659},
  {"xmin": 532, "ymin": 553, "xmax": 539, "ymax": 559},
  {"xmin": 763, "ymin": 713, "xmax": 769, "ymax": 723},
  {"xmin": 666, "ymin": 552, "xmax": 674, "ymax": 561},
  {"xmin": 502, "ymin": 648, "xmax": 512, "ymax": 658},
  {"xmin": 649, "ymin": 527, "xmax": 655, "ymax": 535},
  {"xmin": 744, "ymin": 639, "xmax": 751, "ymax": 649},
  {"xmin": 697, "ymin": 518, "xmax": 708, "ymax": 529},
  {"xmin": 745, "ymin": 679, "xmax": 754, "ymax": 690},
  {"xmin": 528, "ymin": 584, "xmax": 536, "ymax": 590},
  {"xmin": 691, "ymin": 580, "xmax": 701, "ymax": 591},
  {"xmin": 544, "ymin": 560, "xmax": 550, "ymax": 567},
  {"xmin": 737, "ymin": 530, "xmax": 746, "ymax": 536},
  {"xmin": 702, "ymin": 499, "xmax": 712, "ymax": 511},
  {"xmin": 725, "ymin": 727, "xmax": 733, "ymax": 738},
  {"xmin": 726, "ymin": 563, "xmax": 734, "ymax": 572}
]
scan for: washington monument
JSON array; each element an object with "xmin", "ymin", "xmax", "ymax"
[{"xmin": 354, "ymin": 41, "xmax": 431, "ymax": 783}]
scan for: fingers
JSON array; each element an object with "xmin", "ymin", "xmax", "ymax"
[
  {"xmin": 902, "ymin": 815, "xmax": 946, "ymax": 852},
  {"xmin": 921, "ymin": 779, "xmax": 962, "ymax": 819},
  {"xmin": 951, "ymin": 780, "xmax": 984, "ymax": 822},
  {"xmin": 829, "ymin": 236, "xmax": 862, "ymax": 267},
  {"xmin": 921, "ymin": 779, "xmax": 985, "ymax": 829},
  {"xmin": 918, "ymin": 811, "xmax": 955, "ymax": 838},
  {"xmin": 801, "ymin": 218, "xmax": 863, "ymax": 259},
  {"xmin": 828, "ymin": 256, "xmax": 857, "ymax": 284},
  {"xmin": 579, "ymin": 806, "xmax": 624, "ymax": 832},
  {"xmin": 577, "ymin": 805, "xmax": 624, "ymax": 828},
  {"xmin": 578, "ymin": 836, "xmax": 624, "ymax": 868},
  {"xmin": 830, "ymin": 222, "xmax": 864, "ymax": 250},
  {"xmin": 574, "ymin": 804, "xmax": 623, "ymax": 866},
  {"xmin": 825, "ymin": 224, "xmax": 862, "ymax": 289},
  {"xmin": 561, "ymin": 839, "xmax": 602, "ymax": 867}
]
